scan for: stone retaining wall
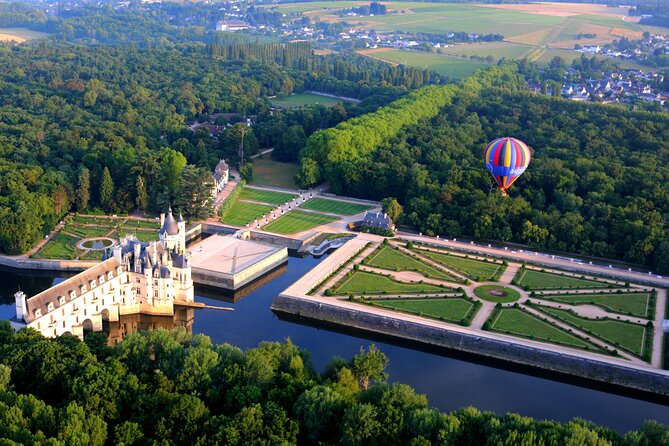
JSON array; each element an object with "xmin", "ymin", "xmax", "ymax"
[
  {"xmin": 272, "ymin": 295, "xmax": 669, "ymax": 395},
  {"xmin": 0, "ymin": 256, "xmax": 96, "ymax": 272}
]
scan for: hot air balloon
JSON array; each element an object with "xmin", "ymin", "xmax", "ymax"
[{"xmin": 483, "ymin": 137, "xmax": 531, "ymax": 196}]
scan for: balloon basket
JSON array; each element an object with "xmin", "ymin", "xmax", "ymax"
[{"xmin": 500, "ymin": 190, "xmax": 507, "ymax": 197}]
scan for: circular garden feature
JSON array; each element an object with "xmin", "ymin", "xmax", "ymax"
[
  {"xmin": 78, "ymin": 237, "xmax": 114, "ymax": 250},
  {"xmin": 474, "ymin": 285, "xmax": 520, "ymax": 303}
]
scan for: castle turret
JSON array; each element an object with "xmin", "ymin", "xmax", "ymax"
[{"xmin": 159, "ymin": 207, "xmax": 184, "ymax": 252}]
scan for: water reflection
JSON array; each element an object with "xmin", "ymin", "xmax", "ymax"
[{"xmin": 104, "ymin": 307, "xmax": 195, "ymax": 346}]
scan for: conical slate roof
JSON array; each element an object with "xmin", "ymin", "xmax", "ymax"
[{"xmin": 161, "ymin": 207, "xmax": 179, "ymax": 235}]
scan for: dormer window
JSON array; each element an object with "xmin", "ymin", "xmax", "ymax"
[
  {"xmin": 58, "ymin": 296, "xmax": 66, "ymax": 306},
  {"xmin": 69, "ymin": 290, "xmax": 76, "ymax": 300},
  {"xmin": 34, "ymin": 308, "xmax": 42, "ymax": 318},
  {"xmin": 80, "ymin": 284, "xmax": 87, "ymax": 293},
  {"xmin": 98, "ymin": 275, "xmax": 105, "ymax": 284},
  {"xmin": 90, "ymin": 280, "xmax": 96, "ymax": 288},
  {"xmin": 116, "ymin": 266, "xmax": 122, "ymax": 275},
  {"xmin": 107, "ymin": 271, "xmax": 114, "ymax": 280},
  {"xmin": 46, "ymin": 302, "xmax": 54, "ymax": 312}
]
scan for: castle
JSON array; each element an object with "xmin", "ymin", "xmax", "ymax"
[{"xmin": 13, "ymin": 208, "xmax": 194, "ymax": 340}]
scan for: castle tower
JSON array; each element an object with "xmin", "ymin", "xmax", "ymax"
[{"xmin": 159, "ymin": 207, "xmax": 185, "ymax": 253}]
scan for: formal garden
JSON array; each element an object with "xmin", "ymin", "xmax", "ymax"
[
  {"xmin": 32, "ymin": 214, "xmax": 160, "ymax": 260},
  {"xmin": 316, "ymin": 238, "xmax": 660, "ymax": 365}
]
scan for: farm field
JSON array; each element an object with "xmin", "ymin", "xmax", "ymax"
[
  {"xmin": 367, "ymin": 246, "xmax": 459, "ymax": 281},
  {"xmin": 335, "ymin": 271, "xmax": 447, "ymax": 295},
  {"xmin": 359, "ymin": 49, "xmax": 489, "ymax": 79},
  {"xmin": 301, "ymin": 197, "xmax": 373, "ymax": 216},
  {"xmin": 516, "ymin": 269, "xmax": 607, "ymax": 290},
  {"xmin": 539, "ymin": 307, "xmax": 648, "ymax": 357},
  {"xmin": 373, "ymin": 297, "xmax": 474, "ymax": 322},
  {"xmin": 239, "ymin": 187, "xmax": 296, "ymax": 205},
  {"xmin": 251, "ymin": 158, "xmax": 298, "ymax": 189},
  {"xmin": 539, "ymin": 292, "xmax": 652, "ymax": 318},
  {"xmin": 221, "ymin": 201, "xmax": 274, "ymax": 227},
  {"xmin": 419, "ymin": 249, "xmax": 504, "ymax": 280},
  {"xmin": 263, "ymin": 210, "xmax": 338, "ymax": 234},
  {"xmin": 270, "ymin": 93, "xmax": 342, "ymax": 108},
  {"xmin": 490, "ymin": 307, "xmax": 600, "ymax": 351},
  {"xmin": 0, "ymin": 28, "xmax": 49, "ymax": 42},
  {"xmin": 276, "ymin": 1, "xmax": 660, "ymax": 66}
]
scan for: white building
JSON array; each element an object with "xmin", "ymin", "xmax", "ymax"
[
  {"xmin": 213, "ymin": 159, "xmax": 229, "ymax": 196},
  {"xmin": 216, "ymin": 20, "xmax": 249, "ymax": 32},
  {"xmin": 13, "ymin": 208, "xmax": 194, "ymax": 340}
]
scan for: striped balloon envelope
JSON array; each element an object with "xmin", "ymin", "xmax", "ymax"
[{"xmin": 483, "ymin": 137, "xmax": 531, "ymax": 196}]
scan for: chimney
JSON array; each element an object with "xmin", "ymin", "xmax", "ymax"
[
  {"xmin": 384, "ymin": 213, "xmax": 388, "ymax": 219},
  {"xmin": 14, "ymin": 291, "xmax": 27, "ymax": 321},
  {"xmin": 160, "ymin": 213, "xmax": 165, "ymax": 228},
  {"xmin": 113, "ymin": 245, "xmax": 123, "ymax": 263}
]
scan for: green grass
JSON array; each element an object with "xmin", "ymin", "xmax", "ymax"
[
  {"xmin": 239, "ymin": 187, "xmax": 296, "ymax": 205},
  {"xmin": 539, "ymin": 307, "xmax": 647, "ymax": 357},
  {"xmin": 221, "ymin": 201, "xmax": 274, "ymax": 227},
  {"xmin": 263, "ymin": 210, "xmax": 338, "ymax": 234},
  {"xmin": 367, "ymin": 246, "xmax": 460, "ymax": 281},
  {"xmin": 336, "ymin": 271, "xmax": 448, "ymax": 295},
  {"xmin": 373, "ymin": 298, "xmax": 474, "ymax": 322},
  {"xmin": 301, "ymin": 197, "xmax": 374, "ymax": 216},
  {"xmin": 67, "ymin": 225, "xmax": 112, "ymax": 238},
  {"xmin": 121, "ymin": 219, "xmax": 161, "ymax": 230},
  {"xmin": 539, "ymin": 293, "xmax": 652, "ymax": 318},
  {"xmin": 33, "ymin": 233, "xmax": 77, "ymax": 259},
  {"xmin": 516, "ymin": 269, "xmax": 606, "ymax": 290},
  {"xmin": 474, "ymin": 285, "xmax": 520, "ymax": 303},
  {"xmin": 250, "ymin": 158, "xmax": 298, "ymax": 189},
  {"xmin": 419, "ymin": 249, "xmax": 504, "ymax": 280},
  {"xmin": 364, "ymin": 49, "xmax": 489, "ymax": 80},
  {"xmin": 270, "ymin": 93, "xmax": 342, "ymax": 108},
  {"xmin": 490, "ymin": 307, "xmax": 601, "ymax": 351},
  {"xmin": 123, "ymin": 230, "xmax": 159, "ymax": 242},
  {"xmin": 440, "ymin": 42, "xmax": 534, "ymax": 60}
]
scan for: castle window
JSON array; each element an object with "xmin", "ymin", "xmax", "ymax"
[
  {"xmin": 69, "ymin": 291, "xmax": 76, "ymax": 300},
  {"xmin": 154, "ymin": 291, "xmax": 158, "ymax": 298},
  {"xmin": 58, "ymin": 296, "xmax": 66, "ymax": 306},
  {"xmin": 34, "ymin": 309, "xmax": 42, "ymax": 318},
  {"xmin": 154, "ymin": 280, "xmax": 158, "ymax": 286},
  {"xmin": 37, "ymin": 322, "xmax": 40, "ymax": 329},
  {"xmin": 107, "ymin": 271, "xmax": 114, "ymax": 280},
  {"xmin": 80, "ymin": 285, "xmax": 87, "ymax": 293},
  {"xmin": 98, "ymin": 275, "xmax": 105, "ymax": 284},
  {"xmin": 46, "ymin": 302, "xmax": 54, "ymax": 312},
  {"xmin": 90, "ymin": 280, "xmax": 96, "ymax": 288}
]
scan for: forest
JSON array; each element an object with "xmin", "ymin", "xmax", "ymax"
[
  {"xmin": 0, "ymin": 323, "xmax": 666, "ymax": 445},
  {"xmin": 298, "ymin": 63, "xmax": 669, "ymax": 272}
]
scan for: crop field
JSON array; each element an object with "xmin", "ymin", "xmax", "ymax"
[
  {"xmin": 359, "ymin": 49, "xmax": 489, "ymax": 79},
  {"xmin": 516, "ymin": 269, "xmax": 607, "ymax": 290},
  {"xmin": 539, "ymin": 292, "xmax": 652, "ymax": 318},
  {"xmin": 221, "ymin": 201, "xmax": 274, "ymax": 226},
  {"xmin": 300, "ymin": 197, "xmax": 373, "ymax": 215},
  {"xmin": 373, "ymin": 297, "xmax": 474, "ymax": 322},
  {"xmin": 367, "ymin": 246, "xmax": 459, "ymax": 281},
  {"xmin": 540, "ymin": 307, "xmax": 647, "ymax": 357},
  {"xmin": 276, "ymin": 1, "xmax": 657, "ymax": 66},
  {"xmin": 0, "ymin": 28, "xmax": 49, "ymax": 42},
  {"xmin": 270, "ymin": 93, "xmax": 342, "ymax": 108},
  {"xmin": 239, "ymin": 187, "xmax": 296, "ymax": 205},
  {"xmin": 419, "ymin": 250, "xmax": 504, "ymax": 280},
  {"xmin": 263, "ymin": 210, "xmax": 338, "ymax": 234},
  {"xmin": 251, "ymin": 158, "xmax": 298, "ymax": 189},
  {"xmin": 490, "ymin": 307, "xmax": 600, "ymax": 351},
  {"xmin": 335, "ymin": 271, "xmax": 447, "ymax": 295}
]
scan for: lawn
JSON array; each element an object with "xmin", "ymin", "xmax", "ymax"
[
  {"xmin": 419, "ymin": 250, "xmax": 504, "ymax": 280},
  {"xmin": 373, "ymin": 298, "xmax": 474, "ymax": 322},
  {"xmin": 539, "ymin": 292, "xmax": 651, "ymax": 318},
  {"xmin": 362, "ymin": 49, "xmax": 489, "ymax": 80},
  {"xmin": 490, "ymin": 307, "xmax": 600, "ymax": 351},
  {"xmin": 270, "ymin": 93, "xmax": 342, "ymax": 108},
  {"xmin": 367, "ymin": 246, "xmax": 460, "ymax": 281},
  {"xmin": 301, "ymin": 197, "xmax": 374, "ymax": 216},
  {"xmin": 122, "ymin": 219, "xmax": 161, "ymax": 230},
  {"xmin": 335, "ymin": 271, "xmax": 447, "ymax": 295},
  {"xmin": 251, "ymin": 158, "xmax": 299, "ymax": 189},
  {"xmin": 474, "ymin": 285, "xmax": 520, "ymax": 303},
  {"xmin": 33, "ymin": 233, "xmax": 77, "ymax": 260},
  {"xmin": 123, "ymin": 230, "xmax": 159, "ymax": 242},
  {"xmin": 516, "ymin": 269, "xmax": 606, "ymax": 290},
  {"xmin": 263, "ymin": 210, "xmax": 338, "ymax": 234},
  {"xmin": 239, "ymin": 187, "xmax": 296, "ymax": 205},
  {"xmin": 221, "ymin": 201, "xmax": 274, "ymax": 227},
  {"xmin": 539, "ymin": 307, "xmax": 647, "ymax": 357},
  {"xmin": 67, "ymin": 225, "xmax": 113, "ymax": 238}
]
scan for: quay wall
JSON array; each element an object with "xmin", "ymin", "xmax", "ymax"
[
  {"xmin": 0, "ymin": 256, "xmax": 96, "ymax": 272},
  {"xmin": 272, "ymin": 294, "xmax": 669, "ymax": 395}
]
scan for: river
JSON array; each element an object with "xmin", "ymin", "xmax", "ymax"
[{"xmin": 1, "ymin": 253, "xmax": 668, "ymax": 433}]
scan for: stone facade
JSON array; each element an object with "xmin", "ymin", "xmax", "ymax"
[
  {"xmin": 212, "ymin": 159, "xmax": 229, "ymax": 196},
  {"xmin": 13, "ymin": 208, "xmax": 194, "ymax": 339}
]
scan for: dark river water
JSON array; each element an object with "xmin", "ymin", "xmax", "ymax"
[{"xmin": 1, "ymin": 253, "xmax": 668, "ymax": 433}]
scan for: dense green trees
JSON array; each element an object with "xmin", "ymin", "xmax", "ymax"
[{"xmin": 0, "ymin": 324, "xmax": 666, "ymax": 445}]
